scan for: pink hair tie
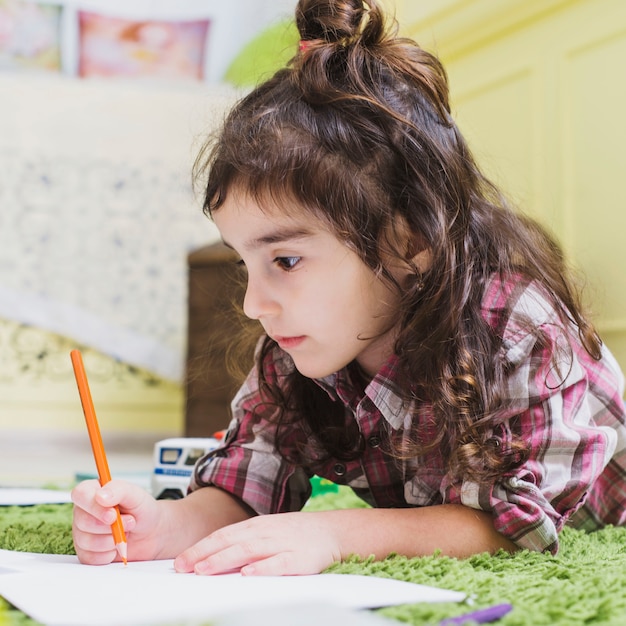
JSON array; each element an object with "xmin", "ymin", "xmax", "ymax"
[{"xmin": 299, "ymin": 40, "xmax": 313, "ymax": 53}]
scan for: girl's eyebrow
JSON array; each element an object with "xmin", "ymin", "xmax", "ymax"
[{"xmin": 222, "ymin": 226, "xmax": 315, "ymax": 251}]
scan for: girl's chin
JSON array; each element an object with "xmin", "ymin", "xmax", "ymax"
[{"xmin": 290, "ymin": 356, "xmax": 346, "ymax": 380}]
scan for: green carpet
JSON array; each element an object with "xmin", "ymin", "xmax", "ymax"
[{"xmin": 2, "ymin": 489, "xmax": 626, "ymax": 625}]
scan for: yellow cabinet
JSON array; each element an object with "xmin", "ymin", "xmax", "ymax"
[{"xmin": 394, "ymin": 0, "xmax": 626, "ymax": 373}]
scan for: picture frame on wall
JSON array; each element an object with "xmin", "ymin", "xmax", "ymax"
[
  {"xmin": 0, "ymin": 0, "xmax": 297, "ymax": 83},
  {"xmin": 77, "ymin": 12, "xmax": 211, "ymax": 81},
  {"xmin": 0, "ymin": 0, "xmax": 63, "ymax": 72}
]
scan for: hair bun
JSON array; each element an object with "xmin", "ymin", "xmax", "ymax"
[{"xmin": 296, "ymin": 0, "xmax": 384, "ymax": 47}]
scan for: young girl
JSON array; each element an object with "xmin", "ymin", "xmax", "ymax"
[{"xmin": 72, "ymin": 0, "xmax": 626, "ymax": 576}]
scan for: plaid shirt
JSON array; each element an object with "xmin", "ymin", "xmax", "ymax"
[{"xmin": 191, "ymin": 274, "xmax": 626, "ymax": 554}]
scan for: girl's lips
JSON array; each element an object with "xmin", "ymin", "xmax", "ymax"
[{"xmin": 274, "ymin": 336, "xmax": 306, "ymax": 349}]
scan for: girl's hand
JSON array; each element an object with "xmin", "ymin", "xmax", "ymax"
[
  {"xmin": 71, "ymin": 479, "xmax": 163, "ymax": 565},
  {"xmin": 173, "ymin": 510, "xmax": 343, "ymax": 576}
]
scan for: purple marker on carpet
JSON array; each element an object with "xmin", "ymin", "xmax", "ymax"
[{"xmin": 440, "ymin": 603, "xmax": 513, "ymax": 625}]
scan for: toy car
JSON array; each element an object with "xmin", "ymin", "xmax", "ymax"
[{"xmin": 151, "ymin": 435, "xmax": 223, "ymax": 500}]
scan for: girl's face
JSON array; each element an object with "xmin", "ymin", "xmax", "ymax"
[{"xmin": 213, "ymin": 193, "xmax": 405, "ymax": 380}]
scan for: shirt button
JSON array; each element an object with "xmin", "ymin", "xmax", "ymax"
[
  {"xmin": 333, "ymin": 463, "xmax": 346, "ymax": 476},
  {"xmin": 368, "ymin": 435, "xmax": 381, "ymax": 448}
]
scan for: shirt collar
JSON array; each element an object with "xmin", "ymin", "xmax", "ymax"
[{"xmin": 314, "ymin": 354, "xmax": 411, "ymax": 430}]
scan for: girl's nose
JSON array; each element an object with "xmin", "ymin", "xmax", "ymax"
[{"xmin": 242, "ymin": 275, "xmax": 279, "ymax": 320}]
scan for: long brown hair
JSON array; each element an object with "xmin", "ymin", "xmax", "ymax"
[{"xmin": 194, "ymin": 0, "xmax": 601, "ymax": 482}]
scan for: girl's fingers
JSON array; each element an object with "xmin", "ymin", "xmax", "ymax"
[
  {"xmin": 70, "ymin": 479, "xmax": 101, "ymax": 510},
  {"xmin": 174, "ymin": 525, "xmax": 261, "ymax": 574},
  {"xmin": 73, "ymin": 548, "xmax": 118, "ymax": 566},
  {"xmin": 72, "ymin": 479, "xmax": 145, "ymax": 527},
  {"xmin": 73, "ymin": 507, "xmax": 134, "ymax": 535},
  {"xmin": 240, "ymin": 552, "xmax": 303, "ymax": 577},
  {"xmin": 73, "ymin": 528, "xmax": 117, "ymax": 554},
  {"xmin": 72, "ymin": 508, "xmax": 113, "ymax": 534},
  {"xmin": 95, "ymin": 480, "xmax": 152, "ymax": 516},
  {"xmin": 192, "ymin": 539, "xmax": 272, "ymax": 575},
  {"xmin": 173, "ymin": 511, "xmax": 339, "ymax": 576},
  {"xmin": 175, "ymin": 526, "xmax": 322, "ymax": 576},
  {"xmin": 71, "ymin": 480, "xmax": 116, "ymax": 525},
  {"xmin": 191, "ymin": 540, "xmax": 325, "ymax": 577}
]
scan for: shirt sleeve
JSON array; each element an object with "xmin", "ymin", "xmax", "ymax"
[
  {"xmin": 459, "ymin": 283, "xmax": 624, "ymax": 553},
  {"xmin": 188, "ymin": 348, "xmax": 313, "ymax": 515}
]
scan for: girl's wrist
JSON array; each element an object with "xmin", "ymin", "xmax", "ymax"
[{"xmin": 152, "ymin": 497, "xmax": 190, "ymax": 559}]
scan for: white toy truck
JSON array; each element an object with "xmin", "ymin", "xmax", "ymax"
[{"xmin": 151, "ymin": 436, "xmax": 223, "ymax": 500}]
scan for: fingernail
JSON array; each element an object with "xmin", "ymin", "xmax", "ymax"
[{"xmin": 174, "ymin": 556, "xmax": 188, "ymax": 572}]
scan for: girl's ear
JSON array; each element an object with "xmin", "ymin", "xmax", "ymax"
[
  {"xmin": 388, "ymin": 215, "xmax": 432, "ymax": 274},
  {"xmin": 410, "ymin": 247, "xmax": 432, "ymax": 274}
]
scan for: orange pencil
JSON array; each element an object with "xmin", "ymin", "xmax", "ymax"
[{"xmin": 70, "ymin": 349, "xmax": 128, "ymax": 565}]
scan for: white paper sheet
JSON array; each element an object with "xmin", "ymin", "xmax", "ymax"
[
  {"xmin": 0, "ymin": 549, "xmax": 465, "ymax": 626},
  {"xmin": 0, "ymin": 488, "xmax": 73, "ymax": 506}
]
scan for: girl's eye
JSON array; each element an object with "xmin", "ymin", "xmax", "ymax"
[{"xmin": 274, "ymin": 256, "xmax": 300, "ymax": 271}]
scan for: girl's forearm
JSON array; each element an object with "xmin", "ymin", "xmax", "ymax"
[
  {"xmin": 152, "ymin": 491, "xmax": 514, "ymax": 565},
  {"xmin": 154, "ymin": 487, "xmax": 255, "ymax": 559},
  {"xmin": 328, "ymin": 504, "xmax": 517, "ymax": 560}
]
